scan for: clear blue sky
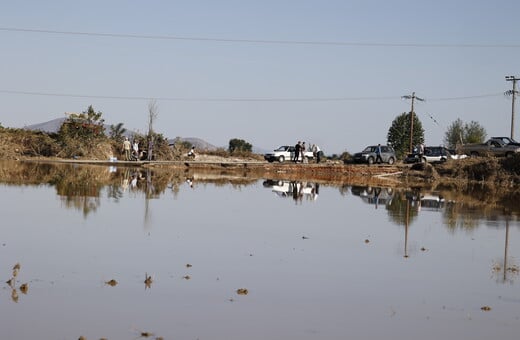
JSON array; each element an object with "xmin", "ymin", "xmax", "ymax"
[{"xmin": 1, "ymin": 0, "xmax": 519, "ymax": 154}]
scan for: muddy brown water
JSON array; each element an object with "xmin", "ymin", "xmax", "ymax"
[{"xmin": 0, "ymin": 161, "xmax": 519, "ymax": 339}]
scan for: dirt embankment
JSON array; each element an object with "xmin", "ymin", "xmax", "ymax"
[{"xmin": 2, "ymin": 127, "xmax": 520, "ymax": 188}]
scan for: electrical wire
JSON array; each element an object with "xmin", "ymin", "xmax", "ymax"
[
  {"xmin": 0, "ymin": 89, "xmax": 506, "ymax": 103},
  {"xmin": 1, "ymin": 27, "xmax": 519, "ymax": 48}
]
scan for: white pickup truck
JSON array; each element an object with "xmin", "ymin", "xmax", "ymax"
[{"xmin": 264, "ymin": 145, "xmax": 314, "ymax": 163}]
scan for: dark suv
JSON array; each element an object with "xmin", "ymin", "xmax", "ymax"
[{"xmin": 353, "ymin": 145, "xmax": 396, "ymax": 165}]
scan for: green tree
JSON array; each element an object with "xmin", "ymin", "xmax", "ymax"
[
  {"xmin": 228, "ymin": 138, "xmax": 252, "ymax": 153},
  {"xmin": 387, "ymin": 112, "xmax": 424, "ymax": 158},
  {"xmin": 57, "ymin": 105, "xmax": 107, "ymax": 157},
  {"xmin": 109, "ymin": 122, "xmax": 127, "ymax": 142},
  {"xmin": 444, "ymin": 119, "xmax": 486, "ymax": 148},
  {"xmin": 59, "ymin": 105, "xmax": 106, "ymax": 141}
]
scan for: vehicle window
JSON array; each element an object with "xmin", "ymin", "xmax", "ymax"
[
  {"xmin": 363, "ymin": 147, "xmax": 375, "ymax": 152},
  {"xmin": 381, "ymin": 147, "xmax": 389, "ymax": 153}
]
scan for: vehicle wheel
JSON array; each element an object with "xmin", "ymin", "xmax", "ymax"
[
  {"xmin": 367, "ymin": 157, "xmax": 374, "ymax": 165},
  {"xmin": 278, "ymin": 155, "xmax": 285, "ymax": 163},
  {"xmin": 470, "ymin": 152, "xmax": 479, "ymax": 158},
  {"xmin": 387, "ymin": 157, "xmax": 395, "ymax": 165},
  {"xmin": 421, "ymin": 157, "xmax": 426, "ymax": 163},
  {"xmin": 267, "ymin": 159, "xmax": 274, "ymax": 163}
]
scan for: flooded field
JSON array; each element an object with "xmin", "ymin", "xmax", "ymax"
[{"xmin": 1, "ymin": 161, "xmax": 519, "ymax": 340}]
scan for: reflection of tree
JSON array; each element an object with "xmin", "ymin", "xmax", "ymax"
[
  {"xmin": 442, "ymin": 203, "xmax": 479, "ymax": 231},
  {"xmin": 53, "ymin": 168, "xmax": 105, "ymax": 218},
  {"xmin": 386, "ymin": 191, "xmax": 419, "ymax": 226}
]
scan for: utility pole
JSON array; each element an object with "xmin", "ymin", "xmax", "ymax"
[
  {"xmin": 505, "ymin": 75, "xmax": 519, "ymax": 140},
  {"xmin": 402, "ymin": 92, "xmax": 425, "ymax": 153}
]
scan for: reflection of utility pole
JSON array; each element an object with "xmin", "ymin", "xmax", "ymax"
[
  {"xmin": 503, "ymin": 218, "xmax": 510, "ymax": 283},
  {"xmin": 505, "ymin": 76, "xmax": 519, "ymax": 140},
  {"xmin": 404, "ymin": 199, "xmax": 410, "ymax": 258},
  {"xmin": 402, "ymin": 92, "xmax": 425, "ymax": 153}
]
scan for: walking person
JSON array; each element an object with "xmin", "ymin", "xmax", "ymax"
[
  {"xmin": 122, "ymin": 137, "xmax": 131, "ymax": 161},
  {"xmin": 375, "ymin": 144, "xmax": 383, "ymax": 164},
  {"xmin": 301, "ymin": 142, "xmax": 307, "ymax": 163}
]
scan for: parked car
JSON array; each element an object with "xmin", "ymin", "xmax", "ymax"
[
  {"xmin": 404, "ymin": 146, "xmax": 452, "ymax": 164},
  {"xmin": 353, "ymin": 145, "xmax": 396, "ymax": 165},
  {"xmin": 264, "ymin": 145, "xmax": 314, "ymax": 163},
  {"xmin": 460, "ymin": 139, "xmax": 520, "ymax": 157},
  {"xmin": 490, "ymin": 136, "xmax": 520, "ymax": 147}
]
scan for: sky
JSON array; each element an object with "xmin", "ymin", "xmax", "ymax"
[{"xmin": 1, "ymin": 0, "xmax": 519, "ymax": 154}]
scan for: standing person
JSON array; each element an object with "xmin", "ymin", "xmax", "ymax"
[
  {"xmin": 122, "ymin": 137, "xmax": 131, "ymax": 161},
  {"xmin": 375, "ymin": 144, "xmax": 383, "ymax": 164},
  {"xmin": 132, "ymin": 140, "xmax": 139, "ymax": 161},
  {"xmin": 294, "ymin": 141, "xmax": 301, "ymax": 163},
  {"xmin": 301, "ymin": 142, "xmax": 306, "ymax": 163},
  {"xmin": 312, "ymin": 144, "xmax": 322, "ymax": 163}
]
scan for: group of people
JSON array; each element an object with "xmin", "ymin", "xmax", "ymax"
[
  {"xmin": 293, "ymin": 141, "xmax": 322, "ymax": 163},
  {"xmin": 122, "ymin": 137, "xmax": 140, "ymax": 161}
]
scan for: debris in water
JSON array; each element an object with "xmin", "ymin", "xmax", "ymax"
[
  {"xmin": 236, "ymin": 288, "xmax": 248, "ymax": 295},
  {"xmin": 481, "ymin": 306, "xmax": 492, "ymax": 311},
  {"xmin": 11, "ymin": 289, "xmax": 19, "ymax": 303},
  {"xmin": 19, "ymin": 283, "xmax": 28, "ymax": 294},
  {"xmin": 144, "ymin": 273, "xmax": 153, "ymax": 288},
  {"xmin": 186, "ymin": 263, "xmax": 192, "ymax": 268},
  {"xmin": 183, "ymin": 275, "xmax": 191, "ymax": 280},
  {"xmin": 105, "ymin": 279, "xmax": 118, "ymax": 286}
]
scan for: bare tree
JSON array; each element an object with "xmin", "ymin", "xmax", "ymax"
[{"xmin": 147, "ymin": 99, "xmax": 158, "ymax": 161}]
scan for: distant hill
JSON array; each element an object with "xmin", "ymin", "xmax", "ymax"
[
  {"xmin": 24, "ymin": 118, "xmax": 66, "ymax": 134},
  {"xmin": 24, "ymin": 118, "xmax": 268, "ymax": 154},
  {"xmin": 168, "ymin": 137, "xmax": 218, "ymax": 151}
]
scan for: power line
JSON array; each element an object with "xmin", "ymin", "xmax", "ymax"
[
  {"xmin": 1, "ymin": 27, "xmax": 519, "ymax": 48},
  {"xmin": 429, "ymin": 93, "xmax": 503, "ymax": 101},
  {"xmin": 0, "ymin": 89, "xmax": 398, "ymax": 102},
  {"xmin": 0, "ymin": 89, "xmax": 505, "ymax": 102}
]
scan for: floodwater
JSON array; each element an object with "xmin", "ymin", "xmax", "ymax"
[{"xmin": 1, "ymin": 162, "xmax": 519, "ymax": 340}]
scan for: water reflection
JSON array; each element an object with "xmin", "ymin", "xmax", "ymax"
[
  {"xmin": 1, "ymin": 161, "xmax": 520, "ymax": 225},
  {"xmin": 2, "ymin": 161, "xmax": 520, "ymax": 339}
]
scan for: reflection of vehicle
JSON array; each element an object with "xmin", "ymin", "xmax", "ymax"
[
  {"xmin": 404, "ymin": 146, "xmax": 452, "ymax": 164},
  {"xmin": 405, "ymin": 191, "xmax": 447, "ymax": 211},
  {"xmin": 461, "ymin": 139, "xmax": 520, "ymax": 157},
  {"xmin": 353, "ymin": 145, "xmax": 396, "ymax": 165},
  {"xmin": 351, "ymin": 186, "xmax": 394, "ymax": 206},
  {"xmin": 264, "ymin": 145, "xmax": 314, "ymax": 163},
  {"xmin": 262, "ymin": 180, "xmax": 319, "ymax": 201}
]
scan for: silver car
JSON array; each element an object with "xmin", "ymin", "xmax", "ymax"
[{"xmin": 353, "ymin": 145, "xmax": 396, "ymax": 165}]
